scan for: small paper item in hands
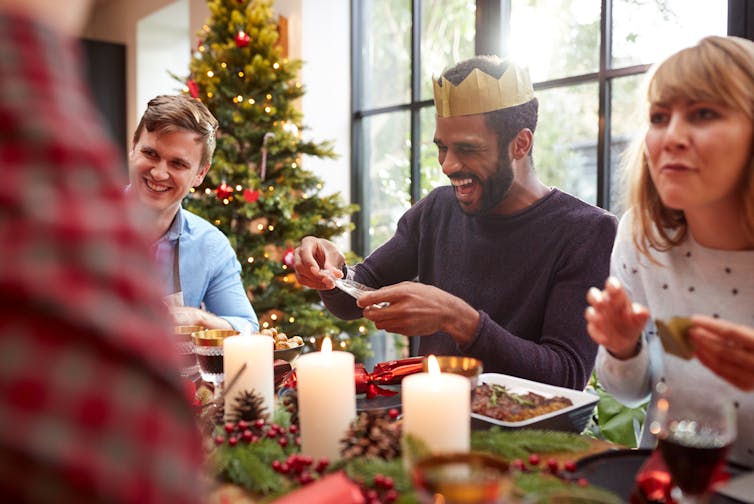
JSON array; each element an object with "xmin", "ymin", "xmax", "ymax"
[{"xmin": 655, "ymin": 316, "xmax": 694, "ymax": 360}]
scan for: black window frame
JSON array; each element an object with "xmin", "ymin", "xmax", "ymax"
[{"xmin": 350, "ymin": 0, "xmax": 754, "ymax": 257}]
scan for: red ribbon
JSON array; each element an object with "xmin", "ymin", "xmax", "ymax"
[{"xmin": 279, "ymin": 357, "xmax": 425, "ymax": 399}]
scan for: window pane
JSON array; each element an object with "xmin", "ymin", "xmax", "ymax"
[
  {"xmin": 358, "ymin": 0, "xmax": 411, "ymax": 109},
  {"xmin": 535, "ymin": 83, "xmax": 599, "ymax": 204},
  {"xmin": 363, "ymin": 111, "xmax": 412, "ymax": 254},
  {"xmin": 509, "ymin": 0, "xmax": 600, "ymax": 82},
  {"xmin": 612, "ymin": 0, "xmax": 727, "ymax": 68},
  {"xmin": 420, "ymin": 105, "xmax": 444, "ymax": 197},
  {"xmin": 609, "ymin": 74, "xmax": 646, "ymax": 215},
  {"xmin": 420, "ymin": 0, "xmax": 476, "ymax": 101}
]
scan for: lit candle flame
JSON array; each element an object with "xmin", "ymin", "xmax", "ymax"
[
  {"xmin": 427, "ymin": 354, "xmax": 440, "ymax": 376},
  {"xmin": 321, "ymin": 336, "xmax": 332, "ymax": 353}
]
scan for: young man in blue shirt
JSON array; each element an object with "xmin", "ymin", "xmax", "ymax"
[{"xmin": 129, "ymin": 94, "xmax": 258, "ymax": 331}]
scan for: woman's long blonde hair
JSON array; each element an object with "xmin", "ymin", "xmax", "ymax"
[{"xmin": 622, "ymin": 36, "xmax": 754, "ymax": 259}]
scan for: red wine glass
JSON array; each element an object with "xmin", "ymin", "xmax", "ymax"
[{"xmin": 650, "ymin": 381, "xmax": 736, "ymax": 503}]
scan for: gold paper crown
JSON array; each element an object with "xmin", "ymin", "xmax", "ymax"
[{"xmin": 433, "ymin": 64, "xmax": 534, "ymax": 117}]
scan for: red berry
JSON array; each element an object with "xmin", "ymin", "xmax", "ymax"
[
  {"xmin": 295, "ymin": 436, "xmax": 302, "ymax": 446},
  {"xmin": 254, "ymin": 419, "xmax": 265, "ymax": 429},
  {"xmin": 298, "ymin": 472, "xmax": 314, "ymax": 485},
  {"xmin": 384, "ymin": 489, "xmax": 399, "ymax": 503},
  {"xmin": 315, "ymin": 458, "xmax": 329, "ymax": 473},
  {"xmin": 266, "ymin": 428, "xmax": 278, "ymax": 438},
  {"xmin": 564, "ymin": 460, "xmax": 577, "ymax": 472},
  {"xmin": 512, "ymin": 458, "xmax": 526, "ymax": 471},
  {"xmin": 388, "ymin": 408, "xmax": 400, "ymax": 419},
  {"xmin": 382, "ymin": 476, "xmax": 394, "ymax": 490},
  {"xmin": 228, "ymin": 436, "xmax": 238, "ymax": 447},
  {"xmin": 547, "ymin": 458, "xmax": 559, "ymax": 474},
  {"xmin": 237, "ymin": 420, "xmax": 249, "ymax": 430},
  {"xmin": 214, "ymin": 435, "xmax": 225, "ymax": 445},
  {"xmin": 373, "ymin": 474, "xmax": 385, "ymax": 487},
  {"xmin": 271, "ymin": 460, "xmax": 282, "ymax": 472},
  {"xmin": 365, "ymin": 489, "xmax": 378, "ymax": 501},
  {"xmin": 278, "ymin": 437, "xmax": 289, "ymax": 448},
  {"xmin": 578, "ymin": 478, "xmax": 589, "ymax": 487},
  {"xmin": 241, "ymin": 429, "xmax": 253, "ymax": 442},
  {"xmin": 289, "ymin": 424, "xmax": 299, "ymax": 434},
  {"xmin": 224, "ymin": 422, "xmax": 236, "ymax": 433},
  {"xmin": 528, "ymin": 454, "xmax": 540, "ymax": 466},
  {"xmin": 279, "ymin": 462, "xmax": 290, "ymax": 474}
]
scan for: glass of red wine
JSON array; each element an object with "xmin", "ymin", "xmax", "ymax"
[
  {"xmin": 192, "ymin": 329, "xmax": 239, "ymax": 400},
  {"xmin": 650, "ymin": 381, "xmax": 737, "ymax": 503}
]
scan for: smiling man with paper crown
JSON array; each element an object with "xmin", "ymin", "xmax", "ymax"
[{"xmin": 294, "ymin": 55, "xmax": 618, "ymax": 390}]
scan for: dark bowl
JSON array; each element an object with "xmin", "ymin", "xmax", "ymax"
[{"xmin": 274, "ymin": 344, "xmax": 304, "ymax": 362}]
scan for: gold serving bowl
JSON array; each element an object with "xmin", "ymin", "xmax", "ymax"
[
  {"xmin": 174, "ymin": 325, "xmax": 205, "ymax": 342},
  {"xmin": 422, "ymin": 355, "xmax": 483, "ymax": 388},
  {"xmin": 191, "ymin": 329, "xmax": 239, "ymax": 347}
]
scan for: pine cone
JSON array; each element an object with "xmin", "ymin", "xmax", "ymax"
[
  {"xmin": 226, "ymin": 389, "xmax": 269, "ymax": 424},
  {"xmin": 340, "ymin": 410, "xmax": 402, "ymax": 461}
]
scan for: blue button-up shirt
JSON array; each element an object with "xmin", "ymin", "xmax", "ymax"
[{"xmin": 154, "ymin": 208, "xmax": 258, "ymax": 331}]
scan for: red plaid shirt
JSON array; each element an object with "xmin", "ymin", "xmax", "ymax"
[{"xmin": 0, "ymin": 13, "xmax": 206, "ymax": 503}]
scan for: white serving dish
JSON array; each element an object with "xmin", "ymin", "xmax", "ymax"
[{"xmin": 470, "ymin": 373, "xmax": 599, "ymax": 433}]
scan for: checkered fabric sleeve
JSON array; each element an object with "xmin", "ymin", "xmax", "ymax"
[{"xmin": 0, "ymin": 13, "xmax": 206, "ymax": 504}]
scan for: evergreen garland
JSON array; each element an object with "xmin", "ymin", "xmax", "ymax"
[{"xmin": 470, "ymin": 428, "xmax": 592, "ymax": 461}]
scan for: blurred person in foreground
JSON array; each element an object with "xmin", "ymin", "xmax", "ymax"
[
  {"xmin": 128, "ymin": 95, "xmax": 258, "ymax": 332},
  {"xmin": 294, "ymin": 55, "xmax": 617, "ymax": 390},
  {"xmin": 585, "ymin": 35, "xmax": 754, "ymax": 468},
  {"xmin": 0, "ymin": 1, "xmax": 206, "ymax": 501}
]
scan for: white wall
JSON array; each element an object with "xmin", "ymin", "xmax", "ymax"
[{"xmin": 136, "ymin": 0, "xmax": 190, "ymax": 119}]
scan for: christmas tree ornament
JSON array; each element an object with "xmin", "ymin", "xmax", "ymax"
[
  {"xmin": 243, "ymin": 188, "xmax": 260, "ymax": 203},
  {"xmin": 235, "ymin": 30, "xmax": 250, "ymax": 48},
  {"xmin": 260, "ymin": 131, "xmax": 275, "ymax": 180},
  {"xmin": 187, "ymin": 79, "xmax": 200, "ymax": 98},
  {"xmin": 216, "ymin": 182, "xmax": 234, "ymax": 199},
  {"xmin": 283, "ymin": 246, "xmax": 295, "ymax": 268},
  {"xmin": 247, "ymin": 216, "xmax": 269, "ymax": 235}
]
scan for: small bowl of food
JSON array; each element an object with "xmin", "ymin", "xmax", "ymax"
[
  {"xmin": 261, "ymin": 328, "xmax": 305, "ymax": 362},
  {"xmin": 422, "ymin": 355, "xmax": 483, "ymax": 388}
]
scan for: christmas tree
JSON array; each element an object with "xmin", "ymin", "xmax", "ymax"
[{"xmin": 178, "ymin": 0, "xmax": 373, "ymax": 361}]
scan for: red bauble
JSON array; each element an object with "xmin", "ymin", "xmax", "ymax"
[
  {"xmin": 187, "ymin": 79, "xmax": 199, "ymax": 98},
  {"xmin": 216, "ymin": 182, "xmax": 234, "ymax": 199},
  {"xmin": 243, "ymin": 188, "xmax": 260, "ymax": 203},
  {"xmin": 283, "ymin": 247, "xmax": 295, "ymax": 268},
  {"xmin": 235, "ymin": 30, "xmax": 250, "ymax": 48}
]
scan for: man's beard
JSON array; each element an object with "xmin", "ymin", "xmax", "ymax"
[{"xmin": 474, "ymin": 156, "xmax": 514, "ymax": 216}]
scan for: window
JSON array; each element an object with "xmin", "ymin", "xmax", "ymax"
[{"xmin": 352, "ymin": 0, "xmax": 734, "ymax": 256}]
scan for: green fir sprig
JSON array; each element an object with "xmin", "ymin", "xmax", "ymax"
[{"xmin": 471, "ymin": 428, "xmax": 591, "ymax": 460}]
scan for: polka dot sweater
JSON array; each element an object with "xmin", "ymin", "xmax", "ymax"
[{"xmin": 596, "ymin": 210, "xmax": 754, "ymax": 468}]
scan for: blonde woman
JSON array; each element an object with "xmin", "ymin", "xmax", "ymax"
[{"xmin": 585, "ymin": 35, "xmax": 754, "ymax": 468}]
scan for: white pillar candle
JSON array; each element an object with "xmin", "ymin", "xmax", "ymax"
[
  {"xmin": 402, "ymin": 354, "xmax": 470, "ymax": 454},
  {"xmin": 223, "ymin": 333, "xmax": 274, "ymax": 420},
  {"xmin": 296, "ymin": 337, "xmax": 356, "ymax": 461}
]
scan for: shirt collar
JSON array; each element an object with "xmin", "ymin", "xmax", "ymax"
[{"xmin": 160, "ymin": 208, "xmax": 184, "ymax": 243}]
